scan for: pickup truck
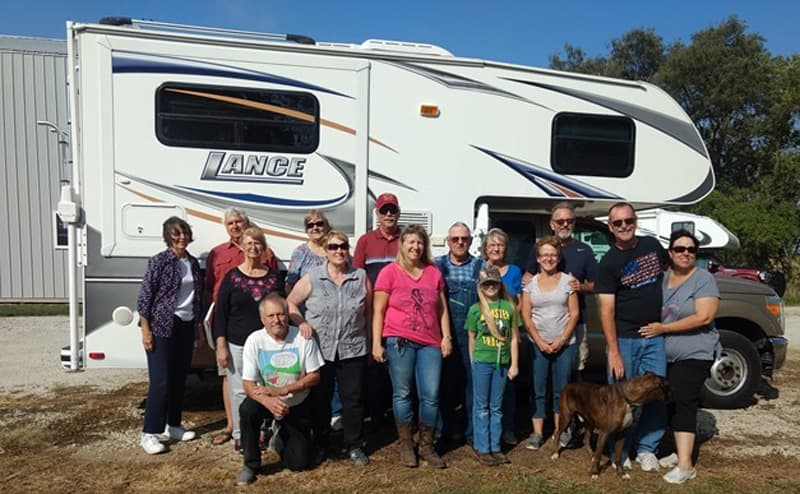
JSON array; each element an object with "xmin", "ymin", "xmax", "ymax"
[{"xmin": 581, "ymin": 257, "xmax": 787, "ymax": 409}]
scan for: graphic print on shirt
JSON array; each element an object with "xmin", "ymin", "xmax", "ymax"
[
  {"xmin": 620, "ymin": 251, "xmax": 662, "ymax": 289},
  {"xmin": 409, "ymin": 288, "xmax": 431, "ymax": 331},
  {"xmin": 231, "ymin": 271, "xmax": 277, "ymax": 302},
  {"xmin": 478, "ymin": 306, "xmax": 511, "ymax": 347},
  {"xmin": 257, "ymin": 348, "xmax": 301, "ymax": 388}
]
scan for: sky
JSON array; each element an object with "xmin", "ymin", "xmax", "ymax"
[{"xmin": 1, "ymin": 0, "xmax": 797, "ymax": 66}]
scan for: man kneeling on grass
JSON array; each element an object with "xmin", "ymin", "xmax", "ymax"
[{"xmin": 236, "ymin": 293, "xmax": 325, "ymax": 486}]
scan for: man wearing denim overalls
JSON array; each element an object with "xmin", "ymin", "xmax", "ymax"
[{"xmin": 435, "ymin": 222, "xmax": 484, "ymax": 446}]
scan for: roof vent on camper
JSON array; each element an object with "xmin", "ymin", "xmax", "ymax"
[
  {"xmin": 99, "ymin": 17, "xmax": 134, "ymax": 26},
  {"xmin": 360, "ymin": 39, "xmax": 453, "ymax": 57}
]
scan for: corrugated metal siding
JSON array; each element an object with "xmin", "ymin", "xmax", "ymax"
[{"xmin": 0, "ymin": 37, "xmax": 69, "ymax": 301}]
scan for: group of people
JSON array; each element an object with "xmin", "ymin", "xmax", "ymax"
[{"xmin": 135, "ymin": 196, "xmax": 720, "ymax": 486}]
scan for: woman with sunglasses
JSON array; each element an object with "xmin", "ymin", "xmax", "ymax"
[
  {"xmin": 137, "ymin": 217, "xmax": 203, "ymax": 454},
  {"xmin": 639, "ymin": 230, "xmax": 720, "ymax": 484},
  {"xmin": 287, "ymin": 230, "xmax": 372, "ymax": 465},
  {"xmin": 214, "ymin": 227, "xmax": 285, "ymax": 453},
  {"xmin": 286, "ymin": 210, "xmax": 332, "ymax": 293}
]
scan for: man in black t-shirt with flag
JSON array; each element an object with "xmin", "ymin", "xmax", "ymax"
[{"xmin": 596, "ymin": 202, "xmax": 668, "ymax": 474}]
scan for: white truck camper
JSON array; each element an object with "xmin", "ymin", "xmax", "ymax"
[{"xmin": 60, "ymin": 18, "xmax": 714, "ymax": 369}]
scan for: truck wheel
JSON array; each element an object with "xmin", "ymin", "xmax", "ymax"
[{"xmin": 699, "ymin": 329, "xmax": 762, "ymax": 409}]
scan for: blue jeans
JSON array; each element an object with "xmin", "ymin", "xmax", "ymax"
[
  {"xmin": 386, "ymin": 337, "xmax": 442, "ymax": 427},
  {"xmin": 472, "ymin": 362, "xmax": 507, "ymax": 453},
  {"xmin": 531, "ymin": 342, "xmax": 576, "ymax": 419},
  {"xmin": 609, "ymin": 336, "xmax": 667, "ymax": 456}
]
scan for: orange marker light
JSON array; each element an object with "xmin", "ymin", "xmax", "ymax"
[
  {"xmin": 766, "ymin": 303, "xmax": 781, "ymax": 317},
  {"xmin": 420, "ymin": 105, "xmax": 440, "ymax": 118}
]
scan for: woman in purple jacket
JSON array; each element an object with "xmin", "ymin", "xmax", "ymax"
[{"xmin": 137, "ymin": 217, "xmax": 203, "ymax": 455}]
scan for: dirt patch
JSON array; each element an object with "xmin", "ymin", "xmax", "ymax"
[
  {"xmin": 1, "ymin": 314, "xmax": 799, "ymax": 492},
  {"xmin": 2, "ymin": 364, "xmax": 800, "ymax": 493}
]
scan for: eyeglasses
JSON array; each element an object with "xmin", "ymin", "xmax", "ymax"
[
  {"xmin": 378, "ymin": 205, "xmax": 398, "ymax": 215},
  {"xmin": 670, "ymin": 246, "xmax": 698, "ymax": 254},
  {"xmin": 481, "ymin": 281, "xmax": 501, "ymax": 288},
  {"xmin": 449, "ymin": 236, "xmax": 471, "ymax": 243},
  {"xmin": 611, "ymin": 217, "xmax": 636, "ymax": 228},
  {"xmin": 306, "ymin": 220, "xmax": 326, "ymax": 230},
  {"xmin": 169, "ymin": 230, "xmax": 191, "ymax": 238},
  {"xmin": 553, "ymin": 218, "xmax": 575, "ymax": 227},
  {"xmin": 327, "ymin": 242, "xmax": 350, "ymax": 251}
]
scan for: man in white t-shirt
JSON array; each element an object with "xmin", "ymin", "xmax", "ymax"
[{"xmin": 235, "ymin": 294, "xmax": 325, "ymax": 486}]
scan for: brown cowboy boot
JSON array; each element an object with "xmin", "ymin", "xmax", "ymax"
[
  {"xmin": 417, "ymin": 422, "xmax": 446, "ymax": 469},
  {"xmin": 394, "ymin": 418, "xmax": 418, "ymax": 467}
]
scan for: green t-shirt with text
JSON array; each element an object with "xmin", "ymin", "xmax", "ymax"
[{"xmin": 465, "ymin": 299, "xmax": 518, "ymax": 366}]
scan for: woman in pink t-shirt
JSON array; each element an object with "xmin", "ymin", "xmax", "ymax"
[{"xmin": 372, "ymin": 224, "xmax": 452, "ymax": 469}]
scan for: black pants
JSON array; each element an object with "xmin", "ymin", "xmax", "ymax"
[
  {"xmin": 143, "ymin": 317, "xmax": 194, "ymax": 434},
  {"xmin": 312, "ymin": 355, "xmax": 367, "ymax": 450},
  {"xmin": 240, "ymin": 397, "xmax": 312, "ymax": 472},
  {"xmin": 365, "ymin": 360, "xmax": 392, "ymax": 424},
  {"xmin": 667, "ymin": 359, "xmax": 713, "ymax": 432}
]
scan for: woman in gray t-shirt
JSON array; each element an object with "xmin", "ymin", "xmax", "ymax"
[
  {"xmin": 639, "ymin": 230, "xmax": 720, "ymax": 485},
  {"xmin": 520, "ymin": 236, "xmax": 578, "ymax": 450}
]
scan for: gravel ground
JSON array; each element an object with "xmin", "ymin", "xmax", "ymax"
[{"xmin": 0, "ymin": 309, "xmax": 798, "ymax": 492}]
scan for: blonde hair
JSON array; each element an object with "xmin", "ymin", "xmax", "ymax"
[
  {"xmin": 396, "ymin": 224, "xmax": 433, "ymax": 270},
  {"xmin": 480, "ymin": 227, "xmax": 509, "ymax": 260},
  {"xmin": 324, "ymin": 230, "xmax": 349, "ymax": 245},
  {"xmin": 477, "ymin": 271, "xmax": 516, "ymax": 342},
  {"xmin": 242, "ymin": 227, "xmax": 267, "ymax": 250}
]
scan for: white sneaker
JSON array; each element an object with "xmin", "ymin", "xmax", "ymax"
[
  {"xmin": 659, "ymin": 453, "xmax": 679, "ymax": 469},
  {"xmin": 140, "ymin": 433, "xmax": 167, "ymax": 455},
  {"xmin": 163, "ymin": 424, "xmax": 196, "ymax": 442},
  {"xmin": 663, "ymin": 466, "xmax": 697, "ymax": 484},
  {"xmin": 636, "ymin": 452, "xmax": 660, "ymax": 472},
  {"xmin": 330, "ymin": 415, "xmax": 343, "ymax": 432}
]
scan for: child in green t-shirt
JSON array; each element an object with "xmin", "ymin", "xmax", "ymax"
[{"xmin": 466, "ymin": 265, "xmax": 520, "ymax": 466}]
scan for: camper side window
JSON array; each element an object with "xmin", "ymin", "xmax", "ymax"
[
  {"xmin": 550, "ymin": 113, "xmax": 634, "ymax": 178},
  {"xmin": 156, "ymin": 83, "xmax": 319, "ymax": 153}
]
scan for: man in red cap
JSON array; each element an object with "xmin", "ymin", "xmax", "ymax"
[
  {"xmin": 353, "ymin": 192, "xmax": 401, "ymax": 430},
  {"xmin": 354, "ymin": 193, "xmax": 401, "ymax": 285}
]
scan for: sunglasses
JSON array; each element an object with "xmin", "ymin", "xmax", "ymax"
[
  {"xmin": 449, "ymin": 236, "xmax": 471, "ymax": 243},
  {"xmin": 378, "ymin": 205, "xmax": 398, "ymax": 215},
  {"xmin": 670, "ymin": 246, "xmax": 698, "ymax": 254},
  {"xmin": 611, "ymin": 217, "xmax": 636, "ymax": 228},
  {"xmin": 306, "ymin": 220, "xmax": 326, "ymax": 230},
  {"xmin": 481, "ymin": 281, "xmax": 501, "ymax": 288},
  {"xmin": 553, "ymin": 218, "xmax": 575, "ymax": 227},
  {"xmin": 327, "ymin": 242, "xmax": 350, "ymax": 251}
]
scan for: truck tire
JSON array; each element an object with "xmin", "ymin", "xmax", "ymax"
[{"xmin": 699, "ymin": 329, "xmax": 762, "ymax": 409}]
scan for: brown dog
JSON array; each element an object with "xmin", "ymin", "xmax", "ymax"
[{"xmin": 549, "ymin": 373, "xmax": 668, "ymax": 480}]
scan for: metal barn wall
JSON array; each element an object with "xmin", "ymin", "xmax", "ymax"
[{"xmin": 0, "ymin": 37, "xmax": 69, "ymax": 302}]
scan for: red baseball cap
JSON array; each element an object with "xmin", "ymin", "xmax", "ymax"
[{"xmin": 375, "ymin": 193, "xmax": 399, "ymax": 210}]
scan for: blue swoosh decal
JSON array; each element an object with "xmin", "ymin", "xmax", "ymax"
[
  {"xmin": 474, "ymin": 146, "xmax": 622, "ymax": 200},
  {"xmin": 176, "ymin": 186, "xmax": 347, "ymax": 207},
  {"xmin": 112, "ymin": 50, "xmax": 353, "ymax": 99}
]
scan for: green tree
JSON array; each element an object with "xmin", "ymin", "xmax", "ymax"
[
  {"xmin": 657, "ymin": 17, "xmax": 795, "ymax": 188},
  {"xmin": 549, "ymin": 28, "xmax": 665, "ymax": 81}
]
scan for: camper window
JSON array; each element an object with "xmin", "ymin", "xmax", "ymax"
[
  {"xmin": 155, "ymin": 83, "xmax": 319, "ymax": 153},
  {"xmin": 550, "ymin": 113, "xmax": 634, "ymax": 178}
]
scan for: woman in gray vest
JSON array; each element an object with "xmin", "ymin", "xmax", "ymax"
[{"xmin": 287, "ymin": 230, "xmax": 372, "ymax": 466}]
